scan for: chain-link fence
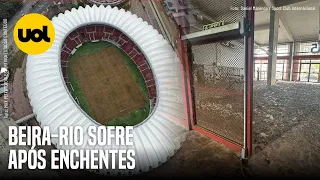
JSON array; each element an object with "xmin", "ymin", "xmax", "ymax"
[
  {"xmin": 187, "ymin": 0, "xmax": 245, "ymax": 145},
  {"xmin": 191, "ymin": 39, "xmax": 245, "ymax": 145}
]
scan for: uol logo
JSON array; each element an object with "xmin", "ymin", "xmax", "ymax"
[
  {"xmin": 14, "ymin": 13, "xmax": 55, "ymax": 55},
  {"xmin": 18, "ymin": 26, "xmax": 50, "ymax": 43}
]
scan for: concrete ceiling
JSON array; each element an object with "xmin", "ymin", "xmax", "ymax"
[
  {"xmin": 185, "ymin": 0, "xmax": 319, "ymax": 45},
  {"xmin": 254, "ymin": 0, "xmax": 319, "ymax": 45},
  {"xmin": 190, "ymin": 0, "xmax": 244, "ymax": 24}
]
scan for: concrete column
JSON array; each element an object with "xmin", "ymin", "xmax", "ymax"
[
  {"xmin": 288, "ymin": 42, "xmax": 295, "ymax": 81},
  {"xmin": 292, "ymin": 43, "xmax": 300, "ymax": 81},
  {"xmin": 292, "ymin": 60, "xmax": 300, "ymax": 81},
  {"xmin": 318, "ymin": 65, "xmax": 320, "ymax": 83},
  {"xmin": 267, "ymin": 10, "xmax": 279, "ymax": 86}
]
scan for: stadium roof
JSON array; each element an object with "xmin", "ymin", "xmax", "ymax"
[{"xmin": 26, "ymin": 5, "xmax": 187, "ymax": 176}]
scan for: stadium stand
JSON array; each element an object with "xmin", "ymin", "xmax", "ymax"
[
  {"xmin": 60, "ymin": 24, "xmax": 157, "ymax": 104},
  {"xmin": 27, "ymin": 6, "xmax": 187, "ymax": 175}
]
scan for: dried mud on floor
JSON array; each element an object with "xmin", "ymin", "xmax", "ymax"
[
  {"xmin": 194, "ymin": 84, "xmax": 244, "ymax": 145},
  {"xmin": 249, "ymin": 81, "xmax": 320, "ymax": 176},
  {"xmin": 146, "ymin": 81, "xmax": 320, "ymax": 177}
]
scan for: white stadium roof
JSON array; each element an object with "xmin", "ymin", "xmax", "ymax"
[{"xmin": 26, "ymin": 5, "xmax": 187, "ymax": 176}]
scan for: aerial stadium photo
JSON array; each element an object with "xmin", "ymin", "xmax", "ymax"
[{"xmin": 1, "ymin": 0, "xmax": 320, "ymax": 178}]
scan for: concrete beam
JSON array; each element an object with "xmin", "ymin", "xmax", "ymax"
[
  {"xmin": 254, "ymin": 42, "xmax": 269, "ymax": 55},
  {"xmin": 255, "ymin": 24, "xmax": 270, "ymax": 31},
  {"xmin": 267, "ymin": 10, "xmax": 279, "ymax": 86},
  {"xmin": 181, "ymin": 22, "xmax": 241, "ymax": 45},
  {"xmin": 263, "ymin": 0, "xmax": 294, "ymax": 42},
  {"xmin": 255, "ymin": 23, "xmax": 281, "ymax": 31}
]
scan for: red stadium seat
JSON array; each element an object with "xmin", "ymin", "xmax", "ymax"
[
  {"xmin": 95, "ymin": 25, "xmax": 105, "ymax": 40},
  {"xmin": 61, "ymin": 51, "xmax": 69, "ymax": 61},
  {"xmin": 60, "ymin": 61, "xmax": 67, "ymax": 67},
  {"xmin": 113, "ymin": 29, "xmax": 122, "ymax": 38},
  {"xmin": 146, "ymin": 79, "xmax": 155, "ymax": 87},
  {"xmin": 109, "ymin": 35, "xmax": 119, "ymax": 43},
  {"xmin": 108, "ymin": 30, "xmax": 122, "ymax": 43},
  {"xmin": 133, "ymin": 46, "xmax": 142, "ymax": 55},
  {"xmin": 76, "ymin": 27, "xmax": 88, "ymax": 43},
  {"xmin": 85, "ymin": 26, "xmax": 96, "ymax": 33},
  {"xmin": 104, "ymin": 33, "xmax": 111, "ymax": 40},
  {"xmin": 132, "ymin": 54, "xmax": 145, "ymax": 66},
  {"xmin": 152, "ymin": 98, "xmax": 156, "ymax": 104},
  {"xmin": 148, "ymin": 85, "xmax": 156, "ymax": 98},
  {"xmin": 117, "ymin": 38, "xmax": 126, "ymax": 45},
  {"xmin": 120, "ymin": 33, "xmax": 130, "ymax": 42},
  {"xmin": 138, "ymin": 63, "xmax": 149, "ymax": 71},
  {"xmin": 104, "ymin": 26, "xmax": 114, "ymax": 34},
  {"xmin": 65, "ymin": 38, "xmax": 77, "ymax": 50},
  {"xmin": 95, "ymin": 32, "xmax": 104, "ymax": 40},
  {"xmin": 62, "ymin": 45, "xmax": 72, "ymax": 54},
  {"xmin": 88, "ymin": 33, "xmax": 96, "ymax": 41},
  {"xmin": 142, "ymin": 68, "xmax": 153, "ymax": 81},
  {"xmin": 121, "ymin": 40, "xmax": 135, "ymax": 54},
  {"xmin": 96, "ymin": 25, "xmax": 104, "ymax": 33},
  {"xmin": 68, "ymin": 31, "xmax": 79, "ymax": 39},
  {"xmin": 61, "ymin": 67, "xmax": 67, "ymax": 77},
  {"xmin": 128, "ymin": 48, "xmax": 139, "ymax": 58}
]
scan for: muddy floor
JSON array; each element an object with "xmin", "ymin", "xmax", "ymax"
[
  {"xmin": 145, "ymin": 81, "xmax": 320, "ymax": 177},
  {"xmin": 249, "ymin": 81, "xmax": 320, "ymax": 177},
  {"xmin": 194, "ymin": 85, "xmax": 244, "ymax": 145},
  {"xmin": 141, "ymin": 131, "xmax": 243, "ymax": 177}
]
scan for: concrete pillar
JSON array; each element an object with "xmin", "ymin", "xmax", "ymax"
[
  {"xmin": 267, "ymin": 10, "xmax": 279, "ymax": 86},
  {"xmin": 288, "ymin": 42, "xmax": 295, "ymax": 81},
  {"xmin": 318, "ymin": 65, "xmax": 320, "ymax": 83},
  {"xmin": 292, "ymin": 60, "xmax": 300, "ymax": 81}
]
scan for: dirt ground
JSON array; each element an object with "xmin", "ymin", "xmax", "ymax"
[
  {"xmin": 8, "ymin": 55, "xmax": 33, "ymax": 120},
  {"xmin": 194, "ymin": 84, "xmax": 244, "ymax": 145},
  {"xmin": 69, "ymin": 47, "xmax": 146, "ymax": 124},
  {"xmin": 141, "ymin": 131, "xmax": 243, "ymax": 177},
  {"xmin": 249, "ymin": 81, "xmax": 320, "ymax": 177},
  {"xmin": 144, "ymin": 81, "xmax": 320, "ymax": 177}
]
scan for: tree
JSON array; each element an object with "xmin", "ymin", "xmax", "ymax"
[
  {"xmin": 8, "ymin": 45, "xmax": 14, "ymax": 59},
  {"xmin": 0, "ymin": 1, "xmax": 23, "ymax": 20}
]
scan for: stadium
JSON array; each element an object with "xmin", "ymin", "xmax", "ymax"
[{"xmin": 26, "ymin": 5, "xmax": 187, "ymax": 175}]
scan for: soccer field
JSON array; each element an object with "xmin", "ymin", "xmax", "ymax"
[{"xmin": 67, "ymin": 42, "xmax": 150, "ymax": 126}]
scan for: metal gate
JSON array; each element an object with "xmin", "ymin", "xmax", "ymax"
[
  {"xmin": 178, "ymin": 0, "xmax": 254, "ymax": 156},
  {"xmin": 191, "ymin": 39, "xmax": 245, "ymax": 146}
]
